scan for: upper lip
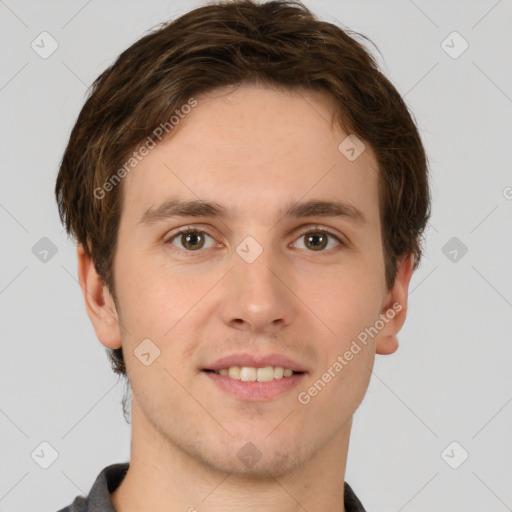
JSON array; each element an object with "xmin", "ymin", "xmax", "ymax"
[{"xmin": 203, "ymin": 353, "xmax": 308, "ymax": 373}]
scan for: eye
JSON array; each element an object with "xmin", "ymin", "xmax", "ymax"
[
  {"xmin": 292, "ymin": 227, "xmax": 344, "ymax": 252},
  {"xmin": 166, "ymin": 228, "xmax": 217, "ymax": 252},
  {"xmin": 164, "ymin": 225, "xmax": 346, "ymax": 255}
]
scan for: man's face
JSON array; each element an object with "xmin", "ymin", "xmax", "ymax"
[{"xmin": 110, "ymin": 84, "xmax": 393, "ymax": 476}]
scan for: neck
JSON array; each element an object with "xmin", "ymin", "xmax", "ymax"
[{"xmin": 111, "ymin": 399, "xmax": 351, "ymax": 512}]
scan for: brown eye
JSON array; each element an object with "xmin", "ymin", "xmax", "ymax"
[
  {"xmin": 304, "ymin": 232, "xmax": 328, "ymax": 251},
  {"xmin": 168, "ymin": 230, "xmax": 215, "ymax": 251},
  {"xmin": 180, "ymin": 231, "xmax": 205, "ymax": 250},
  {"xmin": 293, "ymin": 229, "xmax": 343, "ymax": 252}
]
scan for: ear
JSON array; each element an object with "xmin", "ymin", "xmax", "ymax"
[
  {"xmin": 375, "ymin": 253, "xmax": 415, "ymax": 355},
  {"xmin": 77, "ymin": 243, "xmax": 122, "ymax": 349}
]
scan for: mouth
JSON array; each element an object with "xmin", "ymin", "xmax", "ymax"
[
  {"xmin": 202, "ymin": 366, "xmax": 304, "ymax": 382},
  {"xmin": 201, "ymin": 352, "xmax": 308, "ymax": 401},
  {"xmin": 201, "ymin": 366, "xmax": 307, "ymax": 401}
]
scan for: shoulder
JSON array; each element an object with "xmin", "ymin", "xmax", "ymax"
[
  {"xmin": 56, "ymin": 495, "xmax": 87, "ymax": 512},
  {"xmin": 344, "ymin": 481, "xmax": 367, "ymax": 512},
  {"xmin": 55, "ymin": 462, "xmax": 129, "ymax": 512}
]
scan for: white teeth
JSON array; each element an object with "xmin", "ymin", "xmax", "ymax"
[
  {"xmin": 256, "ymin": 366, "xmax": 274, "ymax": 382},
  {"xmin": 240, "ymin": 367, "xmax": 257, "ymax": 381},
  {"xmin": 274, "ymin": 366, "xmax": 284, "ymax": 379},
  {"xmin": 214, "ymin": 366, "xmax": 298, "ymax": 381},
  {"xmin": 228, "ymin": 366, "xmax": 241, "ymax": 379}
]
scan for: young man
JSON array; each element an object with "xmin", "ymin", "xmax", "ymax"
[{"xmin": 55, "ymin": 1, "xmax": 430, "ymax": 510}]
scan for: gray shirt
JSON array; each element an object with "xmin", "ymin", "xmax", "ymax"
[{"xmin": 57, "ymin": 462, "xmax": 367, "ymax": 511}]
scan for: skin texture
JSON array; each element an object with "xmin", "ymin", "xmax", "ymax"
[{"xmin": 78, "ymin": 84, "xmax": 414, "ymax": 512}]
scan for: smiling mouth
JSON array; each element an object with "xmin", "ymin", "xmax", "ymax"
[{"xmin": 202, "ymin": 366, "xmax": 304, "ymax": 382}]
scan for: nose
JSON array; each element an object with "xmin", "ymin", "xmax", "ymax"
[{"xmin": 219, "ymin": 244, "xmax": 296, "ymax": 335}]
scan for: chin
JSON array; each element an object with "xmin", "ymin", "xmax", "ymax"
[
  {"xmin": 196, "ymin": 438, "xmax": 305, "ymax": 479},
  {"xmin": 209, "ymin": 451, "xmax": 302, "ymax": 480}
]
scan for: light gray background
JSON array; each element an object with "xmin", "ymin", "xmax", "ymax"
[{"xmin": 1, "ymin": 1, "xmax": 511, "ymax": 511}]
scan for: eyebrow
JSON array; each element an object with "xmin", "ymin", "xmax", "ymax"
[{"xmin": 138, "ymin": 197, "xmax": 366, "ymax": 226}]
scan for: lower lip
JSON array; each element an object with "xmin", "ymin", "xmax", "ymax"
[{"xmin": 202, "ymin": 371, "xmax": 307, "ymax": 401}]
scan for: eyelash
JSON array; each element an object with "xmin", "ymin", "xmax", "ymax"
[{"xmin": 164, "ymin": 225, "xmax": 346, "ymax": 256}]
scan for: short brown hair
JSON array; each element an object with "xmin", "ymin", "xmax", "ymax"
[{"xmin": 55, "ymin": 0, "xmax": 430, "ymax": 381}]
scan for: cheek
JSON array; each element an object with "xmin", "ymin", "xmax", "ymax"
[
  {"xmin": 112, "ymin": 260, "xmax": 162, "ymax": 348},
  {"xmin": 297, "ymin": 332, "xmax": 375, "ymax": 419},
  {"xmin": 115, "ymin": 254, "xmax": 218, "ymax": 343},
  {"xmin": 330, "ymin": 353, "xmax": 374, "ymax": 414},
  {"xmin": 303, "ymin": 275, "xmax": 381, "ymax": 408},
  {"xmin": 308, "ymin": 264, "xmax": 384, "ymax": 341}
]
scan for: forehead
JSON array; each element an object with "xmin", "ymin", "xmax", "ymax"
[{"xmin": 120, "ymin": 84, "xmax": 380, "ymax": 227}]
